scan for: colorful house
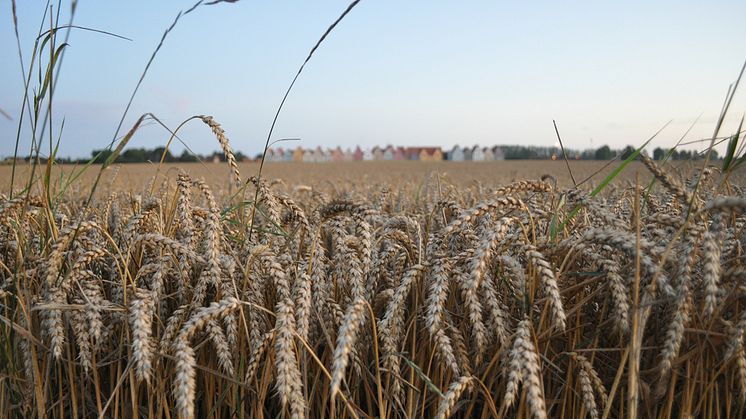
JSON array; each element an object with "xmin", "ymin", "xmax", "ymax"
[
  {"xmin": 403, "ymin": 147, "xmax": 419, "ymax": 160},
  {"xmin": 314, "ymin": 146, "xmax": 329, "ymax": 163},
  {"xmin": 404, "ymin": 147, "xmax": 443, "ymax": 161},
  {"xmin": 353, "ymin": 146, "xmax": 364, "ymax": 161},
  {"xmin": 483, "ymin": 147, "xmax": 494, "ymax": 161},
  {"xmin": 383, "ymin": 145, "xmax": 395, "ymax": 160},
  {"xmin": 331, "ymin": 147, "xmax": 344, "ymax": 162},
  {"xmin": 472, "ymin": 146, "xmax": 485, "ymax": 161},
  {"xmin": 293, "ymin": 147, "xmax": 305, "ymax": 162},
  {"xmin": 449, "ymin": 145, "xmax": 464, "ymax": 161},
  {"xmin": 463, "ymin": 146, "xmax": 473, "ymax": 161}
]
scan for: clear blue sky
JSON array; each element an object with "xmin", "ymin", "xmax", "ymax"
[{"xmin": 2, "ymin": 1, "xmax": 745, "ymax": 159}]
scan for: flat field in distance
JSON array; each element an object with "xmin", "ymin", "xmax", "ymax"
[{"xmin": 1, "ymin": 160, "xmax": 729, "ymax": 195}]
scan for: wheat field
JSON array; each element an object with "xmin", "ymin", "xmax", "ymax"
[
  {"xmin": 3, "ymin": 1, "xmax": 746, "ymax": 416},
  {"xmin": 1, "ymin": 160, "xmax": 671, "ymax": 195},
  {"xmin": 2, "ymin": 134, "xmax": 746, "ymax": 418}
]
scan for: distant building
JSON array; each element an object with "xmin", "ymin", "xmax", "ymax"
[
  {"xmin": 404, "ymin": 147, "xmax": 442, "ymax": 161},
  {"xmin": 331, "ymin": 147, "xmax": 344, "ymax": 162},
  {"xmin": 393, "ymin": 147, "xmax": 406, "ymax": 160},
  {"xmin": 353, "ymin": 146, "xmax": 364, "ymax": 161},
  {"xmin": 463, "ymin": 146, "xmax": 473, "ymax": 161},
  {"xmin": 472, "ymin": 146, "xmax": 485, "ymax": 161},
  {"xmin": 492, "ymin": 146, "xmax": 505, "ymax": 161},
  {"xmin": 483, "ymin": 147, "xmax": 494, "ymax": 161},
  {"xmin": 372, "ymin": 146, "xmax": 384, "ymax": 161},
  {"xmin": 383, "ymin": 145, "xmax": 395, "ymax": 160},
  {"xmin": 449, "ymin": 145, "xmax": 464, "ymax": 161},
  {"xmin": 422, "ymin": 148, "xmax": 443, "ymax": 161},
  {"xmin": 343, "ymin": 147, "xmax": 354, "ymax": 161},
  {"xmin": 293, "ymin": 147, "xmax": 304, "ymax": 162},
  {"xmin": 363, "ymin": 148, "xmax": 374, "ymax": 161},
  {"xmin": 403, "ymin": 147, "xmax": 419, "ymax": 160},
  {"xmin": 313, "ymin": 146, "xmax": 329, "ymax": 163}
]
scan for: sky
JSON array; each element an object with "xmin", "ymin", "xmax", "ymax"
[{"xmin": 1, "ymin": 1, "xmax": 745, "ymax": 159}]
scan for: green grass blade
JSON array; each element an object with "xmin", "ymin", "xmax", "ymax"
[
  {"xmin": 726, "ymin": 115, "xmax": 745, "ymax": 170},
  {"xmin": 550, "ymin": 133, "xmax": 657, "ymax": 240}
]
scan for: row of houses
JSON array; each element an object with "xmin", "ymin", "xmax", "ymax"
[{"xmin": 264, "ymin": 145, "xmax": 505, "ymax": 163}]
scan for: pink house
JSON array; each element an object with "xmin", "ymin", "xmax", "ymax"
[{"xmin": 353, "ymin": 146, "xmax": 364, "ymax": 161}]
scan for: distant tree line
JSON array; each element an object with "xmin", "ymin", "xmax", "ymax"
[
  {"xmin": 3, "ymin": 144, "xmax": 714, "ymax": 164},
  {"xmin": 86, "ymin": 147, "xmax": 249, "ymax": 164},
  {"xmin": 500, "ymin": 145, "xmax": 715, "ymax": 161},
  {"xmin": 8, "ymin": 148, "xmax": 248, "ymax": 164}
]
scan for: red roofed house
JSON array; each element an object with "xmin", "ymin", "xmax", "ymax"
[
  {"xmin": 331, "ymin": 147, "xmax": 344, "ymax": 162},
  {"xmin": 404, "ymin": 147, "xmax": 443, "ymax": 161},
  {"xmin": 353, "ymin": 146, "xmax": 364, "ymax": 161}
]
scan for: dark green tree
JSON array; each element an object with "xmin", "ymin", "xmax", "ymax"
[
  {"xmin": 151, "ymin": 147, "xmax": 175, "ymax": 162},
  {"xmin": 179, "ymin": 149, "xmax": 199, "ymax": 162},
  {"xmin": 620, "ymin": 145, "xmax": 635, "ymax": 160},
  {"xmin": 653, "ymin": 147, "xmax": 665, "ymax": 161},
  {"xmin": 90, "ymin": 149, "xmax": 114, "ymax": 164},
  {"xmin": 594, "ymin": 145, "xmax": 613, "ymax": 160}
]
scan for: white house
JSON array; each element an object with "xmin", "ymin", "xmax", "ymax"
[
  {"xmin": 472, "ymin": 146, "xmax": 485, "ymax": 161},
  {"xmin": 450, "ymin": 145, "xmax": 464, "ymax": 161},
  {"xmin": 313, "ymin": 147, "xmax": 329, "ymax": 163},
  {"xmin": 383, "ymin": 145, "xmax": 394, "ymax": 161},
  {"xmin": 463, "ymin": 146, "xmax": 473, "ymax": 161}
]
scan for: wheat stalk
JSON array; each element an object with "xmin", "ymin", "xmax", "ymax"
[
  {"xmin": 130, "ymin": 288, "xmax": 155, "ymax": 384},
  {"xmin": 330, "ymin": 297, "xmax": 367, "ymax": 398},
  {"xmin": 199, "ymin": 115, "xmax": 241, "ymax": 185},
  {"xmin": 435, "ymin": 375, "xmax": 473, "ymax": 419}
]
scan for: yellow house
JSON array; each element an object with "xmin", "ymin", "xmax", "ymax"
[
  {"xmin": 292, "ymin": 147, "xmax": 304, "ymax": 162},
  {"xmin": 418, "ymin": 147, "xmax": 443, "ymax": 161}
]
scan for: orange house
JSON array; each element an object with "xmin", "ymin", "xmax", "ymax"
[
  {"xmin": 292, "ymin": 147, "xmax": 304, "ymax": 162},
  {"xmin": 412, "ymin": 147, "xmax": 443, "ymax": 161}
]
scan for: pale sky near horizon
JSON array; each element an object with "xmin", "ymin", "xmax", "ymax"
[{"xmin": 1, "ymin": 1, "xmax": 745, "ymax": 159}]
